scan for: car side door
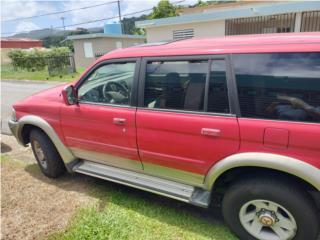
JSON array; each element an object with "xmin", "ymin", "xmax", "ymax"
[
  {"xmin": 136, "ymin": 56, "xmax": 240, "ymax": 186},
  {"xmin": 60, "ymin": 58, "xmax": 143, "ymax": 171}
]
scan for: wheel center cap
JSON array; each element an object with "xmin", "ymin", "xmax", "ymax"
[{"xmin": 259, "ymin": 214, "xmax": 275, "ymax": 226}]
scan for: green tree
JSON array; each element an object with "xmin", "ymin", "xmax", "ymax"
[
  {"xmin": 194, "ymin": 0, "xmax": 236, "ymax": 7},
  {"xmin": 122, "ymin": 15, "xmax": 148, "ymax": 35},
  {"xmin": 149, "ymin": 0, "xmax": 178, "ymax": 19}
]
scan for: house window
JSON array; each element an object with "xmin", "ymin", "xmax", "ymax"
[
  {"xmin": 83, "ymin": 42, "xmax": 93, "ymax": 58},
  {"xmin": 173, "ymin": 29, "xmax": 194, "ymax": 40},
  {"xmin": 225, "ymin": 13, "xmax": 296, "ymax": 35},
  {"xmin": 301, "ymin": 11, "xmax": 320, "ymax": 32}
]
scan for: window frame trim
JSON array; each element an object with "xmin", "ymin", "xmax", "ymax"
[
  {"xmin": 75, "ymin": 57, "xmax": 141, "ymax": 108},
  {"xmin": 138, "ymin": 54, "xmax": 238, "ymax": 116}
]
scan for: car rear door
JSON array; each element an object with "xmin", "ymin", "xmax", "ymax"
[
  {"xmin": 136, "ymin": 56, "xmax": 240, "ymax": 186},
  {"xmin": 60, "ymin": 58, "xmax": 143, "ymax": 171}
]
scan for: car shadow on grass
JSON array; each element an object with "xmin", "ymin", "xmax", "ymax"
[{"xmin": 24, "ymin": 163, "xmax": 237, "ymax": 240}]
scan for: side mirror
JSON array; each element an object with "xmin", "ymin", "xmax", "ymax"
[{"xmin": 62, "ymin": 85, "xmax": 77, "ymax": 105}]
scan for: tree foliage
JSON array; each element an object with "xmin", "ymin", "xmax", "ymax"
[
  {"xmin": 148, "ymin": 0, "xmax": 178, "ymax": 19},
  {"xmin": 42, "ymin": 35, "xmax": 74, "ymax": 52},
  {"xmin": 122, "ymin": 15, "xmax": 148, "ymax": 35},
  {"xmin": 194, "ymin": 0, "xmax": 236, "ymax": 7}
]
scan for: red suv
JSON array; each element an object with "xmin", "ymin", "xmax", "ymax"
[{"xmin": 9, "ymin": 33, "xmax": 320, "ymax": 240}]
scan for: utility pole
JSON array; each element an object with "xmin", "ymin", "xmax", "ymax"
[
  {"xmin": 60, "ymin": 16, "xmax": 66, "ymax": 31},
  {"xmin": 117, "ymin": 0, "xmax": 123, "ymax": 34}
]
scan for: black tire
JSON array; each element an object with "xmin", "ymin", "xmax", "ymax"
[
  {"xmin": 30, "ymin": 129, "xmax": 66, "ymax": 178},
  {"xmin": 222, "ymin": 177, "xmax": 319, "ymax": 240}
]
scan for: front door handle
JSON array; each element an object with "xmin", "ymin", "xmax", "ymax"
[
  {"xmin": 113, "ymin": 118, "xmax": 126, "ymax": 125},
  {"xmin": 201, "ymin": 128, "xmax": 221, "ymax": 137}
]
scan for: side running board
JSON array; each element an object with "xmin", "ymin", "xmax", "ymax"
[{"xmin": 73, "ymin": 160, "xmax": 211, "ymax": 208}]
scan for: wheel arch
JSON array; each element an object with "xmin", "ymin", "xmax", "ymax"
[
  {"xmin": 17, "ymin": 115, "xmax": 76, "ymax": 168},
  {"xmin": 204, "ymin": 152, "xmax": 320, "ymax": 192}
]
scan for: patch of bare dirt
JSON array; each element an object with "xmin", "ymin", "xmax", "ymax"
[
  {"xmin": 1, "ymin": 134, "xmax": 35, "ymax": 163},
  {"xmin": 1, "ymin": 135, "xmax": 98, "ymax": 240}
]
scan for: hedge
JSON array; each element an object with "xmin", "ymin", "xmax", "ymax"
[{"xmin": 8, "ymin": 47, "xmax": 71, "ymax": 72}]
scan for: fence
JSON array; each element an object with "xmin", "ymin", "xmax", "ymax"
[
  {"xmin": 225, "ymin": 13, "xmax": 296, "ymax": 35},
  {"xmin": 94, "ymin": 52, "xmax": 107, "ymax": 59},
  {"xmin": 47, "ymin": 54, "xmax": 76, "ymax": 76},
  {"xmin": 301, "ymin": 11, "xmax": 320, "ymax": 32}
]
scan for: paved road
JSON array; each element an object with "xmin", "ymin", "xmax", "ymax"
[{"xmin": 1, "ymin": 80, "xmax": 62, "ymax": 134}]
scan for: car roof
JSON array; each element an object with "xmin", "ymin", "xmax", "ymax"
[{"xmin": 99, "ymin": 32, "xmax": 320, "ymax": 61}]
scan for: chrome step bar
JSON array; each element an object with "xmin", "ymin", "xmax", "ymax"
[{"xmin": 73, "ymin": 160, "xmax": 210, "ymax": 208}]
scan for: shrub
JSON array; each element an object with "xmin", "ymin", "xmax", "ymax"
[{"xmin": 7, "ymin": 47, "xmax": 71, "ymax": 72}]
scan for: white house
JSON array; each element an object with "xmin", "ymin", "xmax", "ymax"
[{"xmin": 135, "ymin": 1, "xmax": 320, "ymax": 42}]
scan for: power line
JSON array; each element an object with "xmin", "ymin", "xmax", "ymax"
[
  {"xmin": 52, "ymin": 0, "xmax": 185, "ymax": 29},
  {"xmin": 57, "ymin": 7, "xmax": 154, "ymax": 28},
  {"xmin": 1, "ymin": 8, "xmax": 153, "ymax": 36},
  {"xmin": 1, "ymin": 1, "xmax": 118, "ymax": 22},
  {"xmin": 1, "ymin": 0, "xmax": 186, "ymax": 36}
]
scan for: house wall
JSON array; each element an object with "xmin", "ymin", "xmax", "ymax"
[
  {"xmin": 1, "ymin": 40, "xmax": 42, "ymax": 49},
  {"xmin": 73, "ymin": 37, "xmax": 145, "ymax": 68},
  {"xmin": 145, "ymin": 20, "xmax": 225, "ymax": 42}
]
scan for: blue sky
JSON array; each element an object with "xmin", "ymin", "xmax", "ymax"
[{"xmin": 1, "ymin": 0, "xmax": 198, "ymax": 37}]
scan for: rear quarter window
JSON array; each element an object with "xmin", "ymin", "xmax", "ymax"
[{"xmin": 233, "ymin": 53, "xmax": 320, "ymax": 123}]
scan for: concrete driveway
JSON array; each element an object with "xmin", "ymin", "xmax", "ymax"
[{"xmin": 1, "ymin": 80, "xmax": 62, "ymax": 134}]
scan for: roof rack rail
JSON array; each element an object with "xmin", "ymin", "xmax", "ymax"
[{"xmin": 130, "ymin": 38, "xmax": 188, "ymax": 48}]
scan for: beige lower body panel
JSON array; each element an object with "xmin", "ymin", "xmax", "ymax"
[{"xmin": 70, "ymin": 147, "xmax": 205, "ymax": 188}]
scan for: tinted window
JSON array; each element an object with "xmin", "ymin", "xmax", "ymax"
[
  {"xmin": 208, "ymin": 60, "xmax": 230, "ymax": 113},
  {"xmin": 78, "ymin": 62, "xmax": 136, "ymax": 105},
  {"xmin": 144, "ymin": 61, "xmax": 207, "ymax": 111},
  {"xmin": 234, "ymin": 53, "xmax": 320, "ymax": 123}
]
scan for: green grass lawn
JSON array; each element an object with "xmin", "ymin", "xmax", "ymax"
[
  {"xmin": 48, "ymin": 180, "xmax": 237, "ymax": 240},
  {"xmin": 2, "ymin": 154, "xmax": 237, "ymax": 240},
  {"xmin": 1, "ymin": 64, "xmax": 85, "ymax": 82}
]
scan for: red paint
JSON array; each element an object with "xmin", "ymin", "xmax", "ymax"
[
  {"xmin": 60, "ymin": 103, "xmax": 141, "ymax": 163},
  {"xmin": 1, "ymin": 38, "xmax": 43, "ymax": 49},
  {"xmin": 12, "ymin": 33, "xmax": 320, "ymax": 176},
  {"xmin": 136, "ymin": 110, "xmax": 239, "ymax": 174},
  {"xmin": 238, "ymin": 118, "xmax": 320, "ymax": 169},
  {"xmin": 263, "ymin": 128, "xmax": 289, "ymax": 149}
]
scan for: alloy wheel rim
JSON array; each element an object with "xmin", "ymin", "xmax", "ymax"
[
  {"xmin": 239, "ymin": 199, "xmax": 297, "ymax": 240},
  {"xmin": 33, "ymin": 140, "xmax": 47, "ymax": 169}
]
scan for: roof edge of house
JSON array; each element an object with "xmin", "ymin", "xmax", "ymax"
[
  {"xmin": 135, "ymin": 1, "xmax": 320, "ymax": 28},
  {"xmin": 67, "ymin": 33, "xmax": 145, "ymax": 40}
]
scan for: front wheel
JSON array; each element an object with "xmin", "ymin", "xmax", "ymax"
[
  {"xmin": 222, "ymin": 177, "xmax": 319, "ymax": 240},
  {"xmin": 30, "ymin": 129, "xmax": 66, "ymax": 178}
]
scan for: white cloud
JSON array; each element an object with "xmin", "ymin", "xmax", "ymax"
[
  {"xmin": 62, "ymin": 0, "xmax": 200, "ymax": 29},
  {"xmin": 1, "ymin": 0, "xmax": 56, "ymax": 21},
  {"xmin": 15, "ymin": 21, "xmax": 40, "ymax": 32},
  {"xmin": 1, "ymin": 0, "xmax": 202, "ymax": 34},
  {"xmin": 61, "ymin": 0, "xmax": 119, "ymax": 29},
  {"xmin": 122, "ymin": 0, "xmax": 199, "ymax": 18}
]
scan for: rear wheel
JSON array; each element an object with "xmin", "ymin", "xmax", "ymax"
[
  {"xmin": 30, "ymin": 129, "xmax": 66, "ymax": 178},
  {"xmin": 222, "ymin": 177, "xmax": 319, "ymax": 240}
]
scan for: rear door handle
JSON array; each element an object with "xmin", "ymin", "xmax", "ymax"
[
  {"xmin": 201, "ymin": 128, "xmax": 221, "ymax": 137},
  {"xmin": 113, "ymin": 118, "xmax": 126, "ymax": 125}
]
